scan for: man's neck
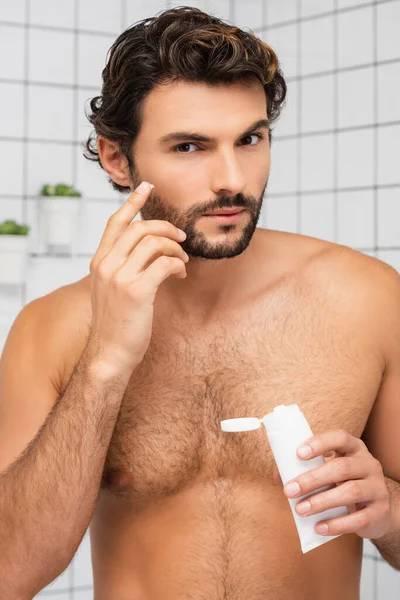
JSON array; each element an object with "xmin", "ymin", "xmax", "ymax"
[{"xmin": 158, "ymin": 232, "xmax": 262, "ymax": 321}]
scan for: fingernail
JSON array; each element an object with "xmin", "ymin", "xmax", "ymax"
[
  {"xmin": 284, "ymin": 482, "xmax": 301, "ymax": 497},
  {"xmin": 136, "ymin": 182, "xmax": 152, "ymax": 195},
  {"xmin": 297, "ymin": 501, "xmax": 311, "ymax": 515},
  {"xmin": 298, "ymin": 445, "xmax": 312, "ymax": 459}
]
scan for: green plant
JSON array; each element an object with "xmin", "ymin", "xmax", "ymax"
[
  {"xmin": 0, "ymin": 220, "xmax": 30, "ymax": 235},
  {"xmin": 40, "ymin": 183, "xmax": 81, "ymax": 197}
]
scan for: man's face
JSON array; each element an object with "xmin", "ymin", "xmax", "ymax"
[{"xmin": 131, "ymin": 78, "xmax": 271, "ymax": 260}]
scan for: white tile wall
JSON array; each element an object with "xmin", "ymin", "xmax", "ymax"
[
  {"xmin": 301, "ymin": 74, "xmax": 334, "ymax": 133},
  {"xmin": 25, "ymin": 255, "xmax": 90, "ymax": 301},
  {"xmin": 0, "ymin": 25, "xmax": 25, "ymax": 80},
  {"xmin": 37, "ymin": 563, "xmax": 71, "ymax": 592},
  {"xmin": 301, "ymin": 134, "xmax": 334, "ymax": 191},
  {"xmin": 377, "ymin": 1, "xmax": 400, "ymax": 61},
  {"xmin": 360, "ymin": 557, "xmax": 376, "ymax": 600},
  {"xmin": 377, "ymin": 249, "xmax": 400, "ymax": 272},
  {"xmin": 265, "ymin": 195, "xmax": 298, "ymax": 234},
  {"xmin": 206, "ymin": 0, "xmax": 231, "ymax": 21},
  {"xmin": 377, "ymin": 62, "xmax": 400, "ymax": 124},
  {"xmin": 337, "ymin": 129, "xmax": 374, "ymax": 189},
  {"xmin": 337, "ymin": 7, "xmax": 374, "ymax": 69},
  {"xmin": 0, "ymin": 140, "xmax": 24, "ymax": 195},
  {"xmin": 125, "ymin": 0, "xmax": 167, "ymax": 24},
  {"xmin": 337, "ymin": 190, "xmax": 375, "ymax": 249},
  {"xmin": 338, "ymin": 0, "xmax": 372, "ymax": 7},
  {"xmin": 337, "ymin": 67, "xmax": 374, "ymax": 129},
  {"xmin": 0, "ymin": 0, "xmax": 25, "ymax": 23},
  {"xmin": 30, "ymin": 0, "xmax": 75, "ymax": 29},
  {"xmin": 29, "ymin": 28, "xmax": 75, "ymax": 85},
  {"xmin": 301, "ymin": 0, "xmax": 334, "ymax": 18},
  {"xmin": 78, "ymin": 33, "xmax": 116, "ymax": 89},
  {"xmin": 28, "ymin": 85, "xmax": 74, "ymax": 141},
  {"xmin": 78, "ymin": 0, "xmax": 122, "ymax": 33},
  {"xmin": 264, "ymin": 0, "xmax": 297, "ymax": 25},
  {"xmin": 300, "ymin": 192, "xmax": 336, "ymax": 242},
  {"xmin": 0, "ymin": 82, "xmax": 24, "ymax": 138},
  {"xmin": 267, "ymin": 138, "xmax": 298, "ymax": 194},
  {"xmin": 377, "ymin": 188, "xmax": 400, "ymax": 248},
  {"xmin": 301, "ymin": 16, "xmax": 334, "ymax": 75},
  {"xmin": 364, "ymin": 538, "xmax": 380, "ymax": 559},
  {"xmin": 75, "ymin": 592, "xmax": 93, "ymax": 600},
  {"xmin": 378, "ymin": 124, "xmax": 400, "ymax": 186},
  {"xmin": 1, "ymin": 1, "xmax": 400, "ymax": 598},
  {"xmin": 27, "ymin": 142, "xmax": 74, "ymax": 196},
  {"xmin": 77, "ymin": 198, "xmax": 120, "ymax": 255},
  {"xmin": 262, "ymin": 23, "xmax": 298, "ymax": 79},
  {"xmin": 37, "ymin": 595, "xmax": 70, "ymax": 600},
  {"xmin": 377, "ymin": 560, "xmax": 400, "ymax": 600},
  {"xmin": 0, "ymin": 198, "xmax": 23, "ymax": 223},
  {"xmin": 73, "ymin": 531, "xmax": 94, "ymax": 587},
  {"xmin": 75, "ymin": 146, "xmax": 117, "ymax": 200},
  {"xmin": 233, "ymin": 0, "xmax": 263, "ymax": 30}
]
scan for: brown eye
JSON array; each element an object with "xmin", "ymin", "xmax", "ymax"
[
  {"xmin": 172, "ymin": 143, "xmax": 199, "ymax": 154},
  {"xmin": 239, "ymin": 133, "xmax": 264, "ymax": 146}
]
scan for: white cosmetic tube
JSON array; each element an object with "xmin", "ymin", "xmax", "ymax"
[{"xmin": 220, "ymin": 404, "xmax": 348, "ymax": 553}]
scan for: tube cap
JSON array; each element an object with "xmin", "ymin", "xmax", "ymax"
[
  {"xmin": 220, "ymin": 417, "xmax": 261, "ymax": 432},
  {"xmin": 261, "ymin": 404, "xmax": 303, "ymax": 432}
]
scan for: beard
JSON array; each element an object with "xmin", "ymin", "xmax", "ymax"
[{"xmin": 138, "ymin": 182, "xmax": 268, "ymax": 261}]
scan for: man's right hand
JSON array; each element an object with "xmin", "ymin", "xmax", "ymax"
[{"xmin": 87, "ymin": 181, "xmax": 189, "ymax": 377}]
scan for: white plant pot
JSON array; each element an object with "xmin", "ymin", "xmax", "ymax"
[
  {"xmin": 0, "ymin": 235, "xmax": 29, "ymax": 285},
  {"xmin": 39, "ymin": 196, "xmax": 81, "ymax": 253}
]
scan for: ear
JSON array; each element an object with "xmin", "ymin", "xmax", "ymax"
[{"xmin": 97, "ymin": 136, "xmax": 132, "ymax": 189}]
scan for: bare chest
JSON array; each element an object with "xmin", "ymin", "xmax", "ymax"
[{"xmin": 101, "ymin": 284, "xmax": 383, "ymax": 503}]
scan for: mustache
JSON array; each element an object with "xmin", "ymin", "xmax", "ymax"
[{"xmin": 194, "ymin": 195, "xmax": 253, "ymax": 217}]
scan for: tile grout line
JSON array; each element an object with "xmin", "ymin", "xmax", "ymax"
[
  {"xmin": 296, "ymin": 0, "xmax": 302, "ymax": 234},
  {"xmin": 333, "ymin": 0, "xmax": 339, "ymax": 245},
  {"xmin": 373, "ymin": 0, "xmax": 379, "ymax": 260},
  {"xmin": 20, "ymin": 0, "xmax": 30, "ymax": 307}
]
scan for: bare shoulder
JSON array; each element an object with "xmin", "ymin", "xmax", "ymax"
[
  {"xmin": 23, "ymin": 274, "xmax": 92, "ymax": 394},
  {"xmin": 309, "ymin": 240, "xmax": 400, "ymax": 303},
  {"xmin": 305, "ymin": 240, "xmax": 400, "ymax": 361},
  {"xmin": 263, "ymin": 227, "xmax": 399, "ymax": 342}
]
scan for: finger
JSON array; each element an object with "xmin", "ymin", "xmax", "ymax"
[
  {"xmin": 137, "ymin": 255, "xmax": 187, "ymax": 292},
  {"xmin": 297, "ymin": 429, "xmax": 364, "ymax": 461},
  {"xmin": 314, "ymin": 506, "xmax": 374, "ymax": 536},
  {"xmin": 322, "ymin": 450, "xmax": 338, "ymax": 462},
  {"xmin": 111, "ymin": 220, "xmax": 186, "ymax": 261},
  {"xmin": 93, "ymin": 181, "xmax": 154, "ymax": 264},
  {"xmin": 295, "ymin": 479, "xmax": 375, "ymax": 518},
  {"xmin": 284, "ymin": 456, "xmax": 371, "ymax": 498},
  {"xmin": 114, "ymin": 236, "xmax": 188, "ymax": 281}
]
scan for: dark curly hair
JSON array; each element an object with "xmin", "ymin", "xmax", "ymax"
[{"xmin": 83, "ymin": 5, "xmax": 287, "ymax": 193}]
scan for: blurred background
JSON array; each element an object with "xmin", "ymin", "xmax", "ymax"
[{"xmin": 0, "ymin": 0, "xmax": 399, "ymax": 598}]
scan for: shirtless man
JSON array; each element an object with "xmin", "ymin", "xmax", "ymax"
[{"xmin": 0, "ymin": 6, "xmax": 399, "ymax": 600}]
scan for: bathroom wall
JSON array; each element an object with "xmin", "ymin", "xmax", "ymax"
[{"xmin": 0, "ymin": 0, "xmax": 399, "ymax": 598}]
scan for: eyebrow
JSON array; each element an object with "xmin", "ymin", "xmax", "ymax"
[{"xmin": 158, "ymin": 118, "xmax": 269, "ymax": 144}]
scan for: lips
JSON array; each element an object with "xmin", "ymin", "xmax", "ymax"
[{"xmin": 203, "ymin": 208, "xmax": 244, "ymax": 216}]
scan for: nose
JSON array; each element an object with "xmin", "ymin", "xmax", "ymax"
[{"xmin": 210, "ymin": 149, "xmax": 247, "ymax": 198}]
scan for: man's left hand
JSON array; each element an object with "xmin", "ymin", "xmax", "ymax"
[{"xmin": 283, "ymin": 429, "xmax": 392, "ymax": 539}]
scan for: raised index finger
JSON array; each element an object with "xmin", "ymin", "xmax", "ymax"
[{"xmin": 96, "ymin": 181, "xmax": 154, "ymax": 259}]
